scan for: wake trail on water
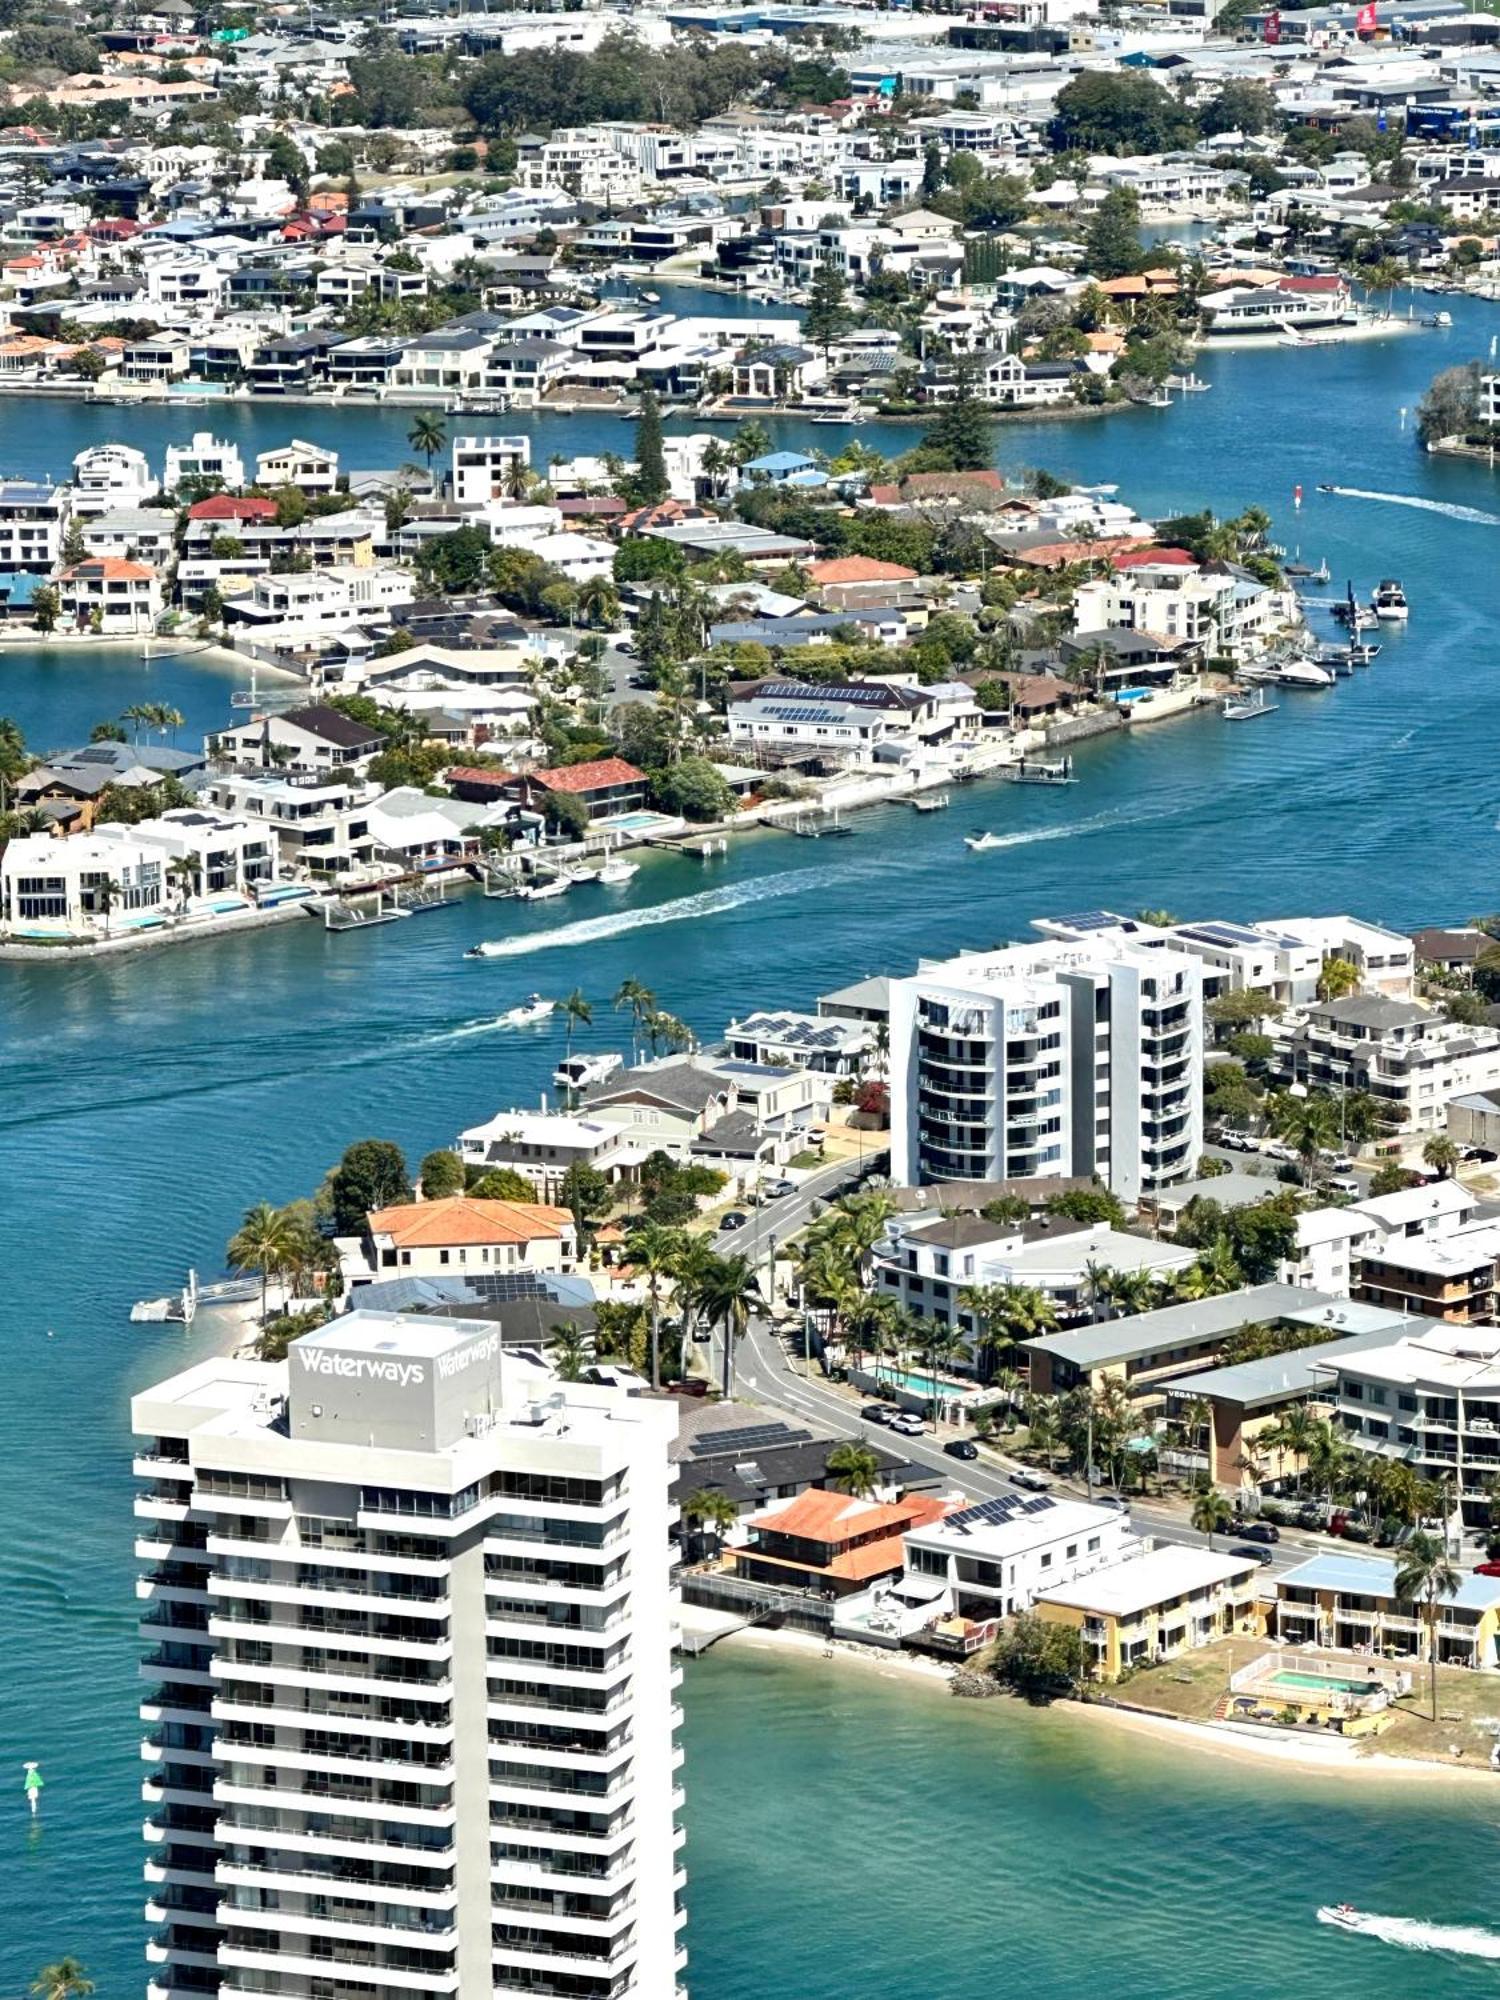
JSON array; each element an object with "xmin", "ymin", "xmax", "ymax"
[
  {"xmin": 1318, "ymin": 1908, "xmax": 1500, "ymax": 1959},
  {"xmin": 463, "ymin": 866, "xmax": 849, "ymax": 960},
  {"xmin": 1321, "ymin": 486, "xmax": 1500, "ymax": 527}
]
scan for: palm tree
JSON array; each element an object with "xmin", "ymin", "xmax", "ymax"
[
  {"xmin": 557, "ymin": 988, "xmax": 591, "ymax": 1063},
  {"xmin": 699, "ymin": 437, "xmax": 731, "ymax": 497},
  {"xmin": 152, "ymin": 703, "xmax": 185, "ymax": 743},
  {"xmin": 1100, "ymin": 1268, "xmax": 1160, "ymax": 1319},
  {"xmin": 167, "ymin": 855, "xmax": 198, "ymax": 911},
  {"xmin": 670, "ymin": 1232, "xmax": 719, "ymax": 1352},
  {"xmin": 1395, "ymin": 1530, "xmax": 1461, "ymax": 1721},
  {"xmin": 503, "ymin": 457, "xmax": 532, "ymax": 502},
  {"xmin": 626, "ymin": 1220, "xmax": 684, "ymax": 1391},
  {"xmin": 1423, "ymin": 1134, "xmax": 1460, "ymax": 1179},
  {"xmin": 122, "ymin": 701, "xmax": 154, "ymax": 742},
  {"xmin": 681, "ymin": 1486, "xmax": 738, "ymax": 1555},
  {"xmin": 226, "ymin": 1200, "xmax": 300, "ymax": 1322},
  {"xmin": 1026, "ymin": 1398, "xmax": 1062, "ymax": 1472},
  {"xmin": 1302, "ymin": 1418, "xmax": 1350, "ymax": 1522},
  {"xmin": 826, "ymin": 1440, "xmax": 881, "ymax": 1499},
  {"xmin": 613, "ymin": 977, "xmax": 655, "ymax": 1063},
  {"xmin": 1273, "ymin": 1403, "xmax": 1317, "ymax": 1496},
  {"xmin": 1266, "ymin": 1089, "xmax": 1339, "ymax": 1186},
  {"xmin": 731, "ymin": 419, "xmax": 772, "ymax": 466},
  {"xmin": 548, "ymin": 1321, "xmax": 591, "ymax": 1382},
  {"xmin": 923, "ymin": 1320, "xmax": 969, "ymax": 1425},
  {"xmin": 1316, "ymin": 954, "xmax": 1361, "ymax": 1003},
  {"xmin": 93, "ymin": 875, "xmax": 123, "ymax": 938},
  {"xmin": 578, "ymin": 576, "xmax": 620, "ymax": 631},
  {"xmin": 1180, "ymin": 1393, "xmax": 1212, "ymax": 1470},
  {"xmin": 1191, "ymin": 1488, "xmax": 1233, "ymax": 1549},
  {"xmin": 407, "ymin": 412, "xmax": 447, "ymax": 471},
  {"xmin": 30, "ymin": 1961, "xmax": 95, "ymax": 2000},
  {"xmin": 699, "ymin": 1253, "xmax": 760, "ymax": 1397}
]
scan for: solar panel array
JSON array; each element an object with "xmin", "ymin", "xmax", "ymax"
[
  {"xmin": 763, "ymin": 705, "xmax": 847, "ymax": 726},
  {"xmin": 690, "ymin": 1422, "xmax": 813, "ymax": 1458},
  {"xmin": 944, "ymin": 1492, "xmax": 1055, "ymax": 1532},
  {"xmin": 759, "ymin": 681, "xmax": 893, "ymax": 706},
  {"xmin": 1049, "ymin": 910, "xmax": 1122, "ymax": 933}
]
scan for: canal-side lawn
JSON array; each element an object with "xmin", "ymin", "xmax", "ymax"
[{"xmin": 1116, "ymin": 1638, "xmax": 1500, "ymax": 1769}]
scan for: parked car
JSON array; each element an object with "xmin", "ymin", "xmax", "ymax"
[
  {"xmin": 1216, "ymin": 1130, "xmax": 1254, "ymax": 1152},
  {"xmin": 1319, "ymin": 1172, "xmax": 1360, "ymax": 1196},
  {"xmin": 1319, "ymin": 1149, "xmax": 1355, "ymax": 1172},
  {"xmin": 1008, "ymin": 1469, "xmax": 1051, "ymax": 1493},
  {"xmin": 764, "ymin": 1178, "xmax": 797, "ymax": 1200},
  {"xmin": 719, "ymin": 1211, "xmax": 749, "ymax": 1232},
  {"xmin": 861, "ymin": 1405, "xmax": 895, "ymax": 1426},
  {"xmin": 1230, "ymin": 1544, "xmax": 1276, "ymax": 1568},
  {"xmin": 889, "ymin": 1414, "xmax": 926, "ymax": 1437},
  {"xmin": 1234, "ymin": 1519, "xmax": 1280, "ymax": 1545},
  {"xmin": 944, "ymin": 1438, "xmax": 979, "ymax": 1461}
]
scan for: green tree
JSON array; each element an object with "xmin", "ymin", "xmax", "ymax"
[
  {"xmin": 407, "ymin": 411, "xmax": 447, "ymax": 470},
  {"xmin": 989, "ymin": 1611, "xmax": 1085, "ymax": 1699},
  {"xmin": 1423, "ymin": 1134, "xmax": 1460, "ymax": 1179},
  {"xmin": 698, "ymin": 1252, "xmax": 760, "ymax": 1397},
  {"xmin": 557, "ymin": 988, "xmax": 592, "ymax": 1065},
  {"xmin": 1049, "ymin": 70, "xmax": 1195, "ymax": 154},
  {"xmin": 1191, "ymin": 1488, "xmax": 1233, "ymax": 1549},
  {"xmin": 633, "ymin": 388, "xmax": 668, "ymax": 505},
  {"xmin": 826, "ymin": 1439, "xmax": 882, "ymax": 1499},
  {"xmin": 419, "ymin": 1149, "xmax": 466, "ymax": 1198},
  {"xmin": 32, "ymin": 585, "xmax": 59, "ymax": 634},
  {"xmin": 468, "ymin": 1166, "xmax": 541, "ymax": 1201},
  {"xmin": 1395, "ymin": 1529, "xmax": 1460, "ymax": 1721},
  {"xmin": 548, "ymin": 1320, "xmax": 591, "ymax": 1382},
  {"xmin": 1416, "ymin": 360, "xmax": 1481, "ymax": 447},
  {"xmin": 30, "ymin": 1960, "xmax": 95, "ymax": 2000},
  {"xmin": 328, "ymin": 1138, "xmax": 411, "ymax": 1233},
  {"xmin": 1045, "ymin": 1187, "xmax": 1127, "ymax": 1227},
  {"xmin": 559, "ymin": 1159, "xmax": 612, "ymax": 1233},
  {"xmin": 917, "ymin": 360, "xmax": 992, "ymax": 472},
  {"xmin": 1084, "ymin": 186, "xmax": 1143, "ymax": 280},
  {"xmin": 656, "ymin": 756, "xmax": 734, "ymax": 823},
  {"xmin": 226, "ymin": 1199, "xmax": 301, "ymax": 1322},
  {"xmin": 681, "ymin": 1485, "xmax": 739, "ymax": 1553},
  {"xmin": 802, "ymin": 254, "xmax": 852, "ymax": 356},
  {"xmin": 614, "ymin": 976, "xmax": 656, "ymax": 1063},
  {"xmin": 625, "ymin": 1219, "xmax": 685, "ymax": 1390}
]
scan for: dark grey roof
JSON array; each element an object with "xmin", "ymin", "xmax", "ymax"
[
  {"xmin": 1308, "ymin": 995, "xmax": 1430, "ymax": 1032},
  {"xmin": 280, "ymin": 703, "xmax": 386, "ymax": 747},
  {"xmin": 690, "ymin": 1111, "xmax": 768, "ymax": 1157},
  {"xmin": 587, "ymin": 1060, "xmax": 728, "ymax": 1115}
]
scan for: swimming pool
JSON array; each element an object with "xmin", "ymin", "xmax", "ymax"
[
  {"xmin": 872, "ymin": 1365, "xmax": 978, "ymax": 1400},
  {"xmin": 1269, "ymin": 1670, "xmax": 1382, "ymax": 1695},
  {"xmin": 597, "ymin": 810, "xmax": 675, "ymax": 833}
]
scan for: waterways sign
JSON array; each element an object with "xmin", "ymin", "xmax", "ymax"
[{"xmin": 290, "ymin": 1323, "xmax": 503, "ymax": 1454}]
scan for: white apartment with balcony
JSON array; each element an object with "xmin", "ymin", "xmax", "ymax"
[
  {"xmin": 889, "ymin": 937, "xmax": 1203, "ymax": 1203},
  {"xmin": 451, "ymin": 435, "xmax": 531, "ymax": 508},
  {"xmin": 165, "ymin": 433, "xmax": 247, "ymax": 493},
  {"xmin": 901, "ymin": 1490, "xmax": 1136, "ymax": 1621},
  {"xmin": 1289, "ymin": 994, "xmax": 1500, "ymax": 1132},
  {"xmin": 71, "ymin": 442, "xmax": 160, "ymax": 515},
  {"xmin": 131, "ymin": 1314, "xmax": 686, "ymax": 2000}
]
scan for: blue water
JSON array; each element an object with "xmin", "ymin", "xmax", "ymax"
[{"xmin": 2, "ymin": 291, "xmax": 1499, "ymax": 1996}]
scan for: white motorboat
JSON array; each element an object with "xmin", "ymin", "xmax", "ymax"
[
  {"xmin": 564, "ymin": 866, "xmax": 599, "ymax": 884},
  {"xmin": 497, "ymin": 995, "xmax": 555, "ymax": 1026},
  {"xmin": 1273, "ymin": 658, "xmax": 1335, "ymax": 688},
  {"xmin": 516, "ymin": 877, "xmax": 571, "ymax": 901},
  {"xmin": 1372, "ymin": 578, "xmax": 1409, "ymax": 622},
  {"xmin": 554, "ymin": 1051, "xmax": 624, "ymax": 1093},
  {"xmin": 597, "ymin": 857, "xmax": 640, "ymax": 884},
  {"xmin": 964, "ymin": 831, "xmax": 1004, "ymax": 852},
  {"xmin": 1316, "ymin": 1907, "xmax": 1363, "ymax": 1933},
  {"xmin": 911, "ymin": 793, "xmax": 949, "ymax": 813}
]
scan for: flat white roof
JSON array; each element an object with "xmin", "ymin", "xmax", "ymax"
[
  {"xmin": 1352, "ymin": 1181, "xmax": 1477, "ymax": 1231},
  {"xmin": 907, "ymin": 1493, "xmax": 1124, "ymax": 1555},
  {"xmin": 1037, "ymin": 1543, "xmax": 1257, "ymax": 1618},
  {"xmin": 300, "ymin": 1310, "xmax": 495, "ymax": 1360}
]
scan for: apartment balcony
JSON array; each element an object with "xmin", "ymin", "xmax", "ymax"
[
  {"xmin": 207, "ymin": 1532, "xmax": 448, "ymax": 1578},
  {"xmin": 483, "ymin": 1574, "xmax": 629, "ymax": 1609},
  {"xmin": 142, "ymin": 1774, "xmax": 216, "ymax": 1812},
  {"xmin": 215, "ymin": 1816, "xmax": 454, "ymax": 1869},
  {"xmin": 137, "ymin": 1534, "xmax": 210, "ymax": 1565},
  {"xmin": 143, "ymin": 1814, "xmax": 219, "ymax": 1850},
  {"xmin": 210, "ymin": 1699, "xmax": 452, "ymax": 1747},
  {"xmin": 217, "ymin": 1860, "xmax": 456, "ymax": 1910},
  {"xmin": 486, "ymin": 1692, "xmax": 629, "ymax": 1733},
  {"xmin": 138, "ymin": 1576, "xmax": 213, "ymax": 1610},
  {"xmin": 194, "ymin": 1488, "xmax": 292, "ymax": 1520},
  {"xmin": 208, "ymin": 1573, "xmax": 450, "ymax": 1616},
  {"xmin": 488, "ymin": 1769, "xmax": 631, "ymax": 1812},
  {"xmin": 488, "ymin": 1732, "xmax": 631, "ymax": 1775},
  {"xmin": 217, "ymin": 1941, "xmax": 458, "ymax": 1994},
  {"xmin": 488, "ymin": 1812, "xmax": 632, "ymax": 1851},
  {"xmin": 216, "ymin": 1901, "xmax": 458, "ymax": 1951},
  {"xmin": 209, "ymin": 1657, "xmax": 452, "ymax": 1702},
  {"xmin": 490, "ymin": 1856, "xmax": 633, "ymax": 1897},
  {"xmin": 484, "ymin": 1613, "xmax": 623, "ymax": 1648},
  {"xmin": 141, "ymin": 1694, "xmax": 214, "ymax": 1729},
  {"xmin": 491, "ymin": 1937, "xmax": 635, "ymax": 1980},
  {"xmin": 141, "ymin": 1652, "xmax": 215, "ymax": 1689},
  {"xmin": 142, "ymin": 1735, "xmax": 216, "ymax": 1770},
  {"xmin": 212, "ymin": 1780, "xmax": 456, "ymax": 1829},
  {"xmin": 145, "ymin": 1931, "xmax": 221, "ymax": 1971},
  {"xmin": 484, "ymin": 1530, "xmax": 623, "ymax": 1565},
  {"xmin": 134, "ymin": 1455, "xmax": 194, "ymax": 1482},
  {"xmin": 212, "ymin": 1738, "xmax": 455, "ymax": 1784},
  {"xmin": 207, "ymin": 1615, "xmax": 452, "ymax": 1662}
]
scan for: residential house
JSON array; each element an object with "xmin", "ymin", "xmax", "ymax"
[
  {"xmin": 733, "ymin": 1488, "xmax": 955, "ymax": 1598},
  {"xmin": 497, "ymin": 757, "xmax": 649, "ymax": 822},
  {"xmin": 454, "ymin": 1109, "xmax": 638, "ymax": 1201},
  {"xmin": 1035, "ymin": 1544, "xmax": 1262, "ymax": 1679},
  {"xmin": 70, "ymin": 443, "xmax": 158, "ymax": 515},
  {"xmin": 347, "ymin": 1194, "xmax": 578, "ymax": 1290},
  {"xmin": 57, "ymin": 557, "xmax": 163, "ymax": 635},
  {"xmin": 209, "ymin": 703, "xmax": 386, "ymax": 773},
  {"xmin": 254, "ymin": 440, "xmax": 338, "ymax": 494},
  {"xmin": 1276, "ymin": 1551, "xmax": 1500, "ymax": 1667}
]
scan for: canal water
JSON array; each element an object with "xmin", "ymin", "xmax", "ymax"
[{"xmin": 1, "ymin": 291, "xmax": 1498, "ymax": 1993}]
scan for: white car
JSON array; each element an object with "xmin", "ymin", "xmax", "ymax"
[{"xmin": 888, "ymin": 1414, "xmax": 926, "ymax": 1437}]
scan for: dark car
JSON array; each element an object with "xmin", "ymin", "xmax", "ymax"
[
  {"xmin": 1230, "ymin": 1544, "xmax": 1276, "ymax": 1568},
  {"xmin": 944, "ymin": 1438, "xmax": 979, "ymax": 1461},
  {"xmin": 719, "ymin": 1211, "xmax": 749, "ymax": 1232},
  {"xmin": 1234, "ymin": 1519, "xmax": 1280, "ymax": 1545}
]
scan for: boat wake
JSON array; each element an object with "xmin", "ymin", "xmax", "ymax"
[
  {"xmin": 467, "ymin": 867, "xmax": 847, "ymax": 960},
  {"xmin": 1320, "ymin": 486, "xmax": 1500, "ymax": 527},
  {"xmin": 1317, "ymin": 1908, "xmax": 1500, "ymax": 1958}
]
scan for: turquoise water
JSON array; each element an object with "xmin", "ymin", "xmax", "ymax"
[
  {"xmin": 2, "ymin": 293, "xmax": 1500, "ymax": 1992},
  {"xmin": 683, "ymin": 1649, "xmax": 1500, "ymax": 2000},
  {"xmin": 1271, "ymin": 1671, "xmax": 1381, "ymax": 1693}
]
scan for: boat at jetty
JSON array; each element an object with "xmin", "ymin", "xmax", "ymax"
[
  {"xmin": 1001, "ymin": 756, "xmax": 1075, "ymax": 786},
  {"xmin": 597, "ymin": 856, "xmax": 640, "ymax": 883},
  {"xmin": 516, "ymin": 877, "xmax": 570, "ymax": 902},
  {"xmin": 911, "ymin": 793, "xmax": 949, "ymax": 813},
  {"xmin": 1347, "ymin": 640, "xmax": 1381, "ymax": 664},
  {"xmin": 554, "ymin": 1051, "xmax": 623, "ymax": 1092}
]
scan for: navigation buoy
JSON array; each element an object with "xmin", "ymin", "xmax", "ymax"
[
  {"xmin": 22, "ymin": 1763, "xmax": 42, "ymax": 1816},
  {"xmin": 1293, "ymin": 484, "xmax": 1302, "ymax": 509}
]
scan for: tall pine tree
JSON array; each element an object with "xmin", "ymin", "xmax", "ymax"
[
  {"xmin": 802, "ymin": 255, "xmax": 852, "ymax": 357},
  {"xmin": 921, "ymin": 360, "xmax": 993, "ymax": 472},
  {"xmin": 633, "ymin": 388, "xmax": 668, "ymax": 504}
]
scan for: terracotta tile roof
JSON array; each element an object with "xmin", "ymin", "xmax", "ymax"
[
  {"xmin": 1008, "ymin": 536, "xmax": 1152, "ymax": 568},
  {"xmin": 60, "ymin": 556, "xmax": 155, "ymax": 581},
  {"xmin": 749, "ymin": 1486, "xmax": 952, "ymax": 1547},
  {"xmin": 807, "ymin": 555, "xmax": 917, "ymax": 584},
  {"xmin": 446, "ymin": 764, "xmax": 513, "ymax": 789},
  {"xmin": 367, "ymin": 1195, "xmax": 573, "ymax": 1248},
  {"xmin": 1111, "ymin": 546, "xmax": 1197, "ymax": 571},
  {"xmin": 188, "ymin": 495, "xmax": 277, "ymax": 522},
  {"xmin": 525, "ymin": 756, "xmax": 645, "ymax": 795}
]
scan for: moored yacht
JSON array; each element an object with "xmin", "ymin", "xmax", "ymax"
[
  {"xmin": 554, "ymin": 1051, "xmax": 624, "ymax": 1093},
  {"xmin": 1372, "ymin": 578, "xmax": 1409, "ymax": 622}
]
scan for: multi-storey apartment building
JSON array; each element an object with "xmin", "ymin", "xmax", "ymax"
[
  {"xmin": 888, "ymin": 937, "xmax": 1203, "ymax": 1202},
  {"xmin": 132, "ymin": 1313, "xmax": 685, "ymax": 2000},
  {"xmin": 1289, "ymin": 995, "xmax": 1500, "ymax": 1132}
]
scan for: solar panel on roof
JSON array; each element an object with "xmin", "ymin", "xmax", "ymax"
[
  {"xmin": 691, "ymin": 1422, "xmax": 813, "ymax": 1457},
  {"xmin": 944, "ymin": 1492, "xmax": 1056, "ymax": 1532}
]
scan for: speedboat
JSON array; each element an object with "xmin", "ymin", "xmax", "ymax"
[
  {"xmin": 1274, "ymin": 658, "xmax": 1335, "ymax": 688},
  {"xmin": 554, "ymin": 1051, "xmax": 624, "ymax": 1093},
  {"xmin": 466, "ymin": 941, "xmax": 505, "ymax": 959},
  {"xmin": 597, "ymin": 857, "xmax": 639, "ymax": 884},
  {"xmin": 1372, "ymin": 578, "xmax": 1409, "ymax": 622},
  {"xmin": 964, "ymin": 832, "xmax": 1004, "ymax": 852},
  {"xmin": 497, "ymin": 995, "xmax": 554, "ymax": 1027},
  {"xmin": 516, "ymin": 877, "xmax": 570, "ymax": 901},
  {"xmin": 1317, "ymin": 1906, "xmax": 1363, "ymax": 1932}
]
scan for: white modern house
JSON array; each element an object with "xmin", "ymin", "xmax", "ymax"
[
  {"xmin": 70, "ymin": 443, "xmax": 159, "ymax": 515},
  {"xmin": 131, "ymin": 1316, "xmax": 686, "ymax": 2000},
  {"xmin": 0, "ymin": 810, "xmax": 277, "ymax": 936},
  {"xmin": 451, "ymin": 433, "xmax": 531, "ymax": 506},
  {"xmin": 889, "ymin": 936, "xmax": 1204, "ymax": 1203},
  {"xmin": 901, "ymin": 1490, "xmax": 1137, "ymax": 1621},
  {"xmin": 57, "ymin": 556, "xmax": 164, "ymax": 634},
  {"xmin": 164, "ymin": 432, "xmax": 247, "ymax": 492},
  {"xmin": 456, "ymin": 1108, "xmax": 640, "ymax": 1200},
  {"xmin": 254, "ymin": 439, "xmax": 339, "ymax": 493}
]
